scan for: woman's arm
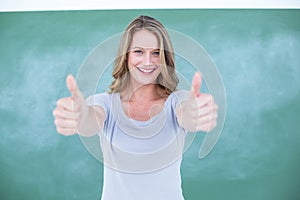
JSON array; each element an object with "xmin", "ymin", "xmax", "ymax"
[
  {"xmin": 53, "ymin": 75, "xmax": 105, "ymax": 137},
  {"xmin": 175, "ymin": 72, "xmax": 218, "ymax": 132}
]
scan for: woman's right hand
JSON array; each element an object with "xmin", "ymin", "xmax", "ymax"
[{"xmin": 53, "ymin": 75, "xmax": 88, "ymax": 136}]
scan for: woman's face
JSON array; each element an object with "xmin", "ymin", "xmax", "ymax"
[{"xmin": 127, "ymin": 29, "xmax": 161, "ymax": 86}]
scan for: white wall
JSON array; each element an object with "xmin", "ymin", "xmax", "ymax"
[{"xmin": 1, "ymin": 0, "xmax": 300, "ymax": 12}]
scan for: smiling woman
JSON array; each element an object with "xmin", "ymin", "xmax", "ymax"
[
  {"xmin": 2, "ymin": 8, "xmax": 300, "ymax": 200},
  {"xmin": 52, "ymin": 15, "xmax": 218, "ymax": 200}
]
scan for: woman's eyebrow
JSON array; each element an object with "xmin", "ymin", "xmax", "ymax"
[
  {"xmin": 131, "ymin": 46, "xmax": 160, "ymax": 50},
  {"xmin": 131, "ymin": 46, "xmax": 142, "ymax": 49}
]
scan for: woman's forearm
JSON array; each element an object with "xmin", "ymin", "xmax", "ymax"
[{"xmin": 77, "ymin": 106, "xmax": 106, "ymax": 137}]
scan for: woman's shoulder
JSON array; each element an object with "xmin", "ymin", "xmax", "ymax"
[
  {"xmin": 169, "ymin": 90, "xmax": 190, "ymax": 101},
  {"xmin": 94, "ymin": 92, "xmax": 112, "ymax": 98},
  {"xmin": 164, "ymin": 90, "xmax": 190, "ymax": 109},
  {"xmin": 86, "ymin": 92, "xmax": 112, "ymax": 106}
]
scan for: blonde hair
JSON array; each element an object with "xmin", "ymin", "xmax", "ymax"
[{"xmin": 109, "ymin": 15, "xmax": 179, "ymax": 95}]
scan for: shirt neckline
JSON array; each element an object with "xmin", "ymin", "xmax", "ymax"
[
  {"xmin": 109, "ymin": 92, "xmax": 172, "ymax": 138},
  {"xmin": 116, "ymin": 92, "xmax": 173, "ymax": 125}
]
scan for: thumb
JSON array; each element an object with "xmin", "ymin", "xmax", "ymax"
[
  {"xmin": 190, "ymin": 71, "xmax": 202, "ymax": 98},
  {"xmin": 66, "ymin": 74, "xmax": 83, "ymax": 100}
]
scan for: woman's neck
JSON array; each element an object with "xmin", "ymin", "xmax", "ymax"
[{"xmin": 121, "ymin": 81, "xmax": 164, "ymax": 102}]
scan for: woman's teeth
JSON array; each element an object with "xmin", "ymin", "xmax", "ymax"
[{"xmin": 138, "ymin": 67, "xmax": 156, "ymax": 73}]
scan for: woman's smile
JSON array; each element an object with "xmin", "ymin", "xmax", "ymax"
[{"xmin": 137, "ymin": 66, "xmax": 157, "ymax": 74}]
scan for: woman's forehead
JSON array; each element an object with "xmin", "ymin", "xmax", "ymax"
[{"xmin": 130, "ymin": 29, "xmax": 159, "ymax": 49}]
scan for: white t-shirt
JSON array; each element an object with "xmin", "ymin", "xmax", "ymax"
[{"xmin": 87, "ymin": 90, "xmax": 189, "ymax": 200}]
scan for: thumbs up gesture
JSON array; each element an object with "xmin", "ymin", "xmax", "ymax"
[
  {"xmin": 53, "ymin": 75, "xmax": 88, "ymax": 136},
  {"xmin": 176, "ymin": 72, "xmax": 218, "ymax": 132}
]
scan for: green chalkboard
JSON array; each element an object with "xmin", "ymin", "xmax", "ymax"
[{"xmin": 1, "ymin": 9, "xmax": 300, "ymax": 200}]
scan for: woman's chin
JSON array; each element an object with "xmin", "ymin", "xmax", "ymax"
[{"xmin": 133, "ymin": 78, "xmax": 157, "ymax": 86}]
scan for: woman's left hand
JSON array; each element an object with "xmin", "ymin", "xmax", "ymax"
[{"xmin": 176, "ymin": 72, "xmax": 218, "ymax": 132}]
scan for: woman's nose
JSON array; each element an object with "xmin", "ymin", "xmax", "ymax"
[{"xmin": 142, "ymin": 53, "xmax": 152, "ymax": 66}]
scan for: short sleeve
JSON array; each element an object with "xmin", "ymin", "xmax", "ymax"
[
  {"xmin": 171, "ymin": 90, "xmax": 190, "ymax": 108},
  {"xmin": 167, "ymin": 90, "xmax": 190, "ymax": 134},
  {"xmin": 86, "ymin": 93, "xmax": 111, "ymax": 119}
]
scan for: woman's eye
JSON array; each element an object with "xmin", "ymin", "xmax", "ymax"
[
  {"xmin": 152, "ymin": 51, "xmax": 160, "ymax": 56},
  {"xmin": 134, "ymin": 50, "xmax": 143, "ymax": 54}
]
